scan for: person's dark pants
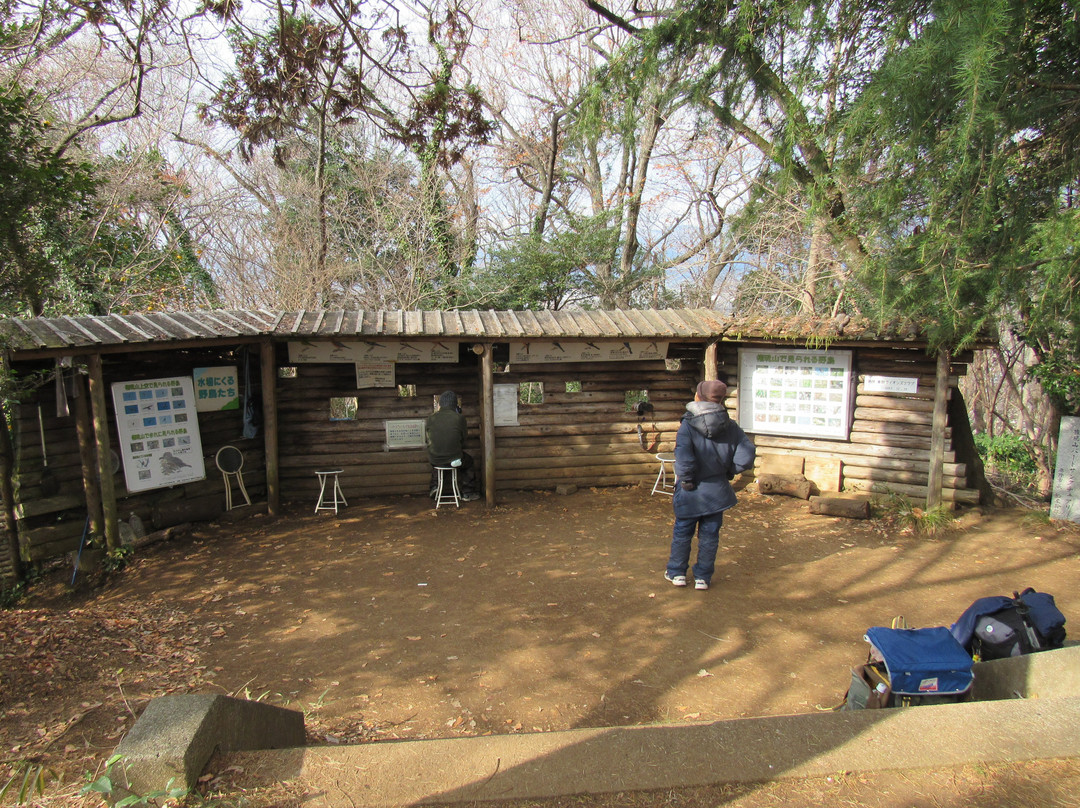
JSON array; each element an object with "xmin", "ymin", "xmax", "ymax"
[
  {"xmin": 666, "ymin": 511, "xmax": 724, "ymax": 584},
  {"xmin": 429, "ymin": 452, "xmax": 479, "ymax": 494}
]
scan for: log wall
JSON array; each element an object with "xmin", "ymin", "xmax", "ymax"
[
  {"xmin": 719, "ymin": 345, "xmax": 980, "ymax": 504},
  {"xmin": 7, "ymin": 337, "xmax": 983, "ymax": 566},
  {"xmin": 13, "ymin": 349, "xmax": 266, "ymax": 562},
  {"xmin": 274, "ymin": 352, "xmax": 701, "ymax": 498}
]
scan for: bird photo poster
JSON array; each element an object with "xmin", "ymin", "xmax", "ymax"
[{"xmin": 111, "ymin": 376, "xmax": 206, "ymax": 493}]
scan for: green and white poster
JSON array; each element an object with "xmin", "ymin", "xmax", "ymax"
[{"xmin": 738, "ymin": 348, "xmax": 852, "ymax": 440}]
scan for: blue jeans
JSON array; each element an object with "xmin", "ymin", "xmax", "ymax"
[{"xmin": 666, "ymin": 512, "xmax": 724, "ymax": 584}]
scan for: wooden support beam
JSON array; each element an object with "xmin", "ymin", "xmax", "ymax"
[
  {"xmin": 480, "ymin": 344, "xmax": 495, "ymax": 505},
  {"xmin": 0, "ymin": 390, "xmax": 24, "ymax": 582},
  {"xmin": 927, "ymin": 348, "xmax": 949, "ymax": 509},
  {"xmin": 260, "ymin": 338, "xmax": 280, "ymax": 516},
  {"xmin": 704, "ymin": 342, "xmax": 718, "ymax": 381},
  {"xmin": 72, "ymin": 369, "xmax": 105, "ymax": 540},
  {"xmin": 87, "ymin": 353, "xmax": 120, "ymax": 551}
]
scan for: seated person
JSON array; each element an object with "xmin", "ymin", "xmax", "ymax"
[{"xmin": 425, "ymin": 390, "xmax": 480, "ymax": 501}]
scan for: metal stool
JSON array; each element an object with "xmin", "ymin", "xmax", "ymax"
[
  {"xmin": 651, "ymin": 452, "xmax": 677, "ymax": 496},
  {"xmin": 215, "ymin": 445, "xmax": 251, "ymax": 511},
  {"xmin": 314, "ymin": 469, "xmax": 347, "ymax": 514},
  {"xmin": 432, "ymin": 466, "xmax": 460, "ymax": 508}
]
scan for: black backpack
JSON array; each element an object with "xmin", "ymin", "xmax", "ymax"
[{"xmin": 950, "ymin": 588, "xmax": 1067, "ymax": 661}]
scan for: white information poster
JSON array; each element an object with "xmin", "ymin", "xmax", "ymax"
[
  {"xmin": 192, "ymin": 366, "xmax": 240, "ymax": 411},
  {"xmin": 509, "ymin": 340, "xmax": 668, "ymax": 364},
  {"xmin": 111, "ymin": 376, "xmax": 206, "ymax": 493},
  {"xmin": 385, "ymin": 419, "xmax": 427, "ymax": 449},
  {"xmin": 289, "ymin": 340, "xmax": 457, "ymax": 364},
  {"xmin": 494, "ymin": 383, "xmax": 519, "ymax": 426},
  {"xmin": 356, "ymin": 361, "xmax": 395, "ymax": 389},
  {"xmin": 1050, "ymin": 416, "xmax": 1080, "ymax": 522},
  {"xmin": 738, "ymin": 348, "xmax": 853, "ymax": 439}
]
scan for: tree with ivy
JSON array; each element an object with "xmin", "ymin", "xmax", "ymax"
[{"xmin": 0, "ymin": 87, "xmax": 98, "ymax": 316}]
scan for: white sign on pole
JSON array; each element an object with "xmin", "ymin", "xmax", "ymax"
[
  {"xmin": 1050, "ymin": 416, "xmax": 1080, "ymax": 522},
  {"xmin": 738, "ymin": 348, "xmax": 853, "ymax": 440},
  {"xmin": 111, "ymin": 376, "xmax": 206, "ymax": 493}
]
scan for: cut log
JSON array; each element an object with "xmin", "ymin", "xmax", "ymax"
[
  {"xmin": 756, "ymin": 473, "xmax": 812, "ymax": 499},
  {"xmin": 809, "ymin": 496, "xmax": 870, "ymax": 519}
]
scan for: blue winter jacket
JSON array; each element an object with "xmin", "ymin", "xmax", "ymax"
[{"xmin": 672, "ymin": 401, "xmax": 756, "ymax": 519}]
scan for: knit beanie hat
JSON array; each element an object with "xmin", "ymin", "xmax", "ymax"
[{"xmin": 696, "ymin": 380, "xmax": 728, "ymax": 403}]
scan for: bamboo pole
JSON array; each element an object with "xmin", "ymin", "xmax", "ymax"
[
  {"xmin": 87, "ymin": 354, "xmax": 120, "ymax": 551},
  {"xmin": 480, "ymin": 344, "xmax": 495, "ymax": 505},
  {"xmin": 927, "ymin": 348, "xmax": 950, "ymax": 509},
  {"xmin": 260, "ymin": 338, "xmax": 280, "ymax": 516}
]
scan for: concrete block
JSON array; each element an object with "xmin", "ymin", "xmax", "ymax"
[
  {"xmin": 111, "ymin": 694, "xmax": 304, "ymax": 802},
  {"xmin": 971, "ymin": 644, "xmax": 1080, "ymax": 701}
]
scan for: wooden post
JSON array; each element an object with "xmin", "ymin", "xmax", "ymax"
[
  {"xmin": 0, "ymin": 392, "xmax": 24, "ymax": 583},
  {"xmin": 927, "ymin": 347, "xmax": 950, "ymax": 509},
  {"xmin": 704, "ymin": 342, "xmax": 718, "ymax": 381},
  {"xmin": 260, "ymin": 338, "xmax": 280, "ymax": 516},
  {"xmin": 479, "ymin": 344, "xmax": 495, "ymax": 505},
  {"xmin": 72, "ymin": 368, "xmax": 105, "ymax": 541},
  {"xmin": 87, "ymin": 353, "xmax": 120, "ymax": 551}
]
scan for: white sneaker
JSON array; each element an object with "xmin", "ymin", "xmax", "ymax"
[
  {"xmin": 664, "ymin": 573, "xmax": 687, "ymax": 587},
  {"xmin": 695, "ymin": 579, "xmax": 709, "ymax": 590}
]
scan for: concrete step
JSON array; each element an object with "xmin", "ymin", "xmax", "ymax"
[{"xmin": 223, "ymin": 696, "xmax": 1080, "ymax": 807}]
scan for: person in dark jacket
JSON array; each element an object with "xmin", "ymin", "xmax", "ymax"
[
  {"xmin": 665, "ymin": 380, "xmax": 756, "ymax": 590},
  {"xmin": 425, "ymin": 390, "xmax": 480, "ymax": 501}
]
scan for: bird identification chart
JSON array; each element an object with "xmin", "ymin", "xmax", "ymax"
[
  {"xmin": 738, "ymin": 348, "xmax": 852, "ymax": 440},
  {"xmin": 111, "ymin": 376, "xmax": 206, "ymax": 493}
]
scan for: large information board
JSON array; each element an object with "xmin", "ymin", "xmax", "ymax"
[
  {"xmin": 738, "ymin": 348, "xmax": 853, "ymax": 439},
  {"xmin": 111, "ymin": 376, "xmax": 206, "ymax": 493}
]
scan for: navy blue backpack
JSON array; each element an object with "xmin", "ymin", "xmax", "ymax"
[
  {"xmin": 864, "ymin": 626, "xmax": 975, "ymax": 705},
  {"xmin": 949, "ymin": 588, "xmax": 1066, "ymax": 661}
]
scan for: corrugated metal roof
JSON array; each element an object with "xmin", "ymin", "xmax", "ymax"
[{"xmin": 0, "ymin": 308, "xmax": 932, "ymax": 355}]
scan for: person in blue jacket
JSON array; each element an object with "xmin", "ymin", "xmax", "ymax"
[{"xmin": 665, "ymin": 380, "xmax": 756, "ymax": 590}]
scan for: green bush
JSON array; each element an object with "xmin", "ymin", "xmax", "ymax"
[{"xmin": 974, "ymin": 432, "xmax": 1040, "ymax": 494}]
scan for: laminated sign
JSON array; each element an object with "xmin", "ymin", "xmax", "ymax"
[{"xmin": 111, "ymin": 376, "xmax": 206, "ymax": 493}]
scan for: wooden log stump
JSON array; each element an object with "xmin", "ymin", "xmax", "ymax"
[
  {"xmin": 809, "ymin": 496, "xmax": 871, "ymax": 519},
  {"xmin": 756, "ymin": 473, "xmax": 812, "ymax": 500}
]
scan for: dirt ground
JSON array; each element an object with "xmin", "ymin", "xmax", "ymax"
[{"xmin": 3, "ymin": 483, "xmax": 1080, "ymax": 806}]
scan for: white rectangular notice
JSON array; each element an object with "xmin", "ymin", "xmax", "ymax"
[
  {"xmin": 494, "ymin": 383, "xmax": 519, "ymax": 426},
  {"xmin": 864, "ymin": 375, "xmax": 919, "ymax": 394},
  {"xmin": 1050, "ymin": 416, "xmax": 1080, "ymax": 522},
  {"xmin": 385, "ymin": 419, "xmax": 426, "ymax": 449},
  {"xmin": 356, "ymin": 361, "xmax": 395, "ymax": 389},
  {"xmin": 738, "ymin": 348, "xmax": 853, "ymax": 440},
  {"xmin": 112, "ymin": 376, "xmax": 206, "ymax": 493}
]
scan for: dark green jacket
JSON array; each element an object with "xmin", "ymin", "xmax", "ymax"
[{"xmin": 425, "ymin": 407, "xmax": 467, "ymax": 466}]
